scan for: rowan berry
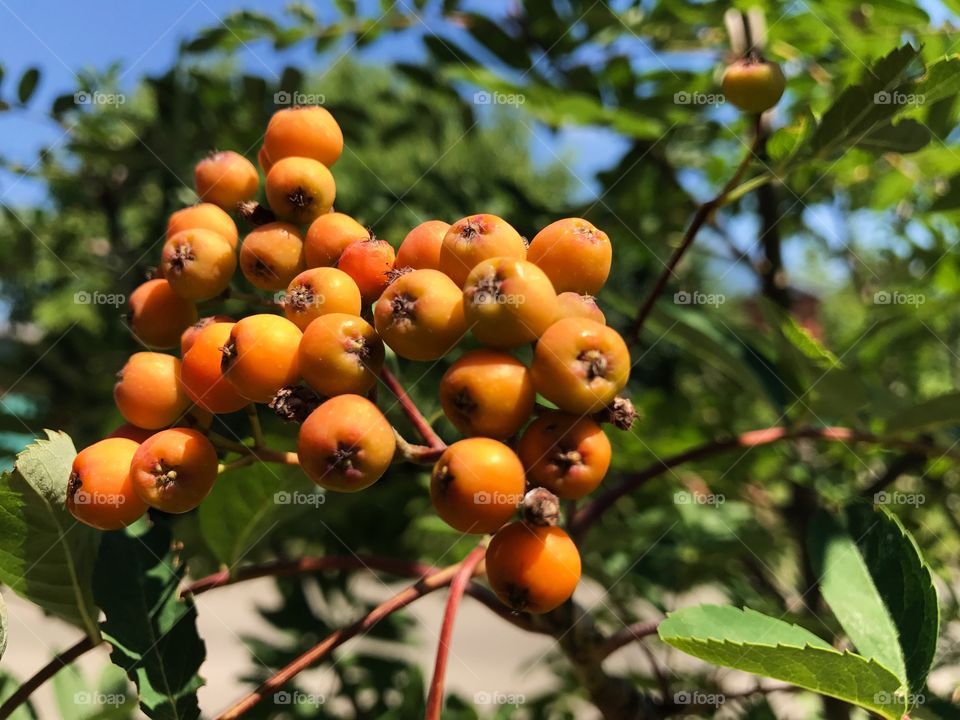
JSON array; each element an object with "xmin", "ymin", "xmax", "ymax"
[
  {"xmin": 220, "ymin": 314, "xmax": 302, "ymax": 403},
  {"xmin": 527, "ymin": 218, "xmax": 611, "ymax": 295},
  {"xmin": 239, "ymin": 222, "xmax": 306, "ymax": 292},
  {"xmin": 555, "ymin": 292, "xmax": 605, "ymax": 325},
  {"xmin": 304, "ymin": 212, "xmax": 368, "ymax": 268},
  {"xmin": 438, "ymin": 214, "xmax": 526, "ymax": 287},
  {"xmin": 167, "ymin": 203, "xmax": 238, "ymax": 250},
  {"xmin": 298, "ymin": 313, "xmax": 384, "ymax": 397},
  {"xmin": 194, "ymin": 150, "xmax": 259, "ymax": 210},
  {"xmin": 180, "ymin": 322, "xmax": 249, "ymax": 414},
  {"xmin": 518, "ymin": 412, "xmax": 611, "ymax": 499},
  {"xmin": 180, "ymin": 315, "xmax": 233, "ymax": 356},
  {"xmin": 114, "ymin": 352, "xmax": 190, "ymax": 429},
  {"xmin": 395, "ymin": 220, "xmax": 449, "ymax": 271},
  {"xmin": 161, "ymin": 229, "xmax": 237, "ymax": 301},
  {"xmin": 67, "ymin": 438, "xmax": 149, "ymax": 530},
  {"xmin": 263, "ymin": 106, "xmax": 344, "ymax": 167},
  {"xmin": 127, "ymin": 278, "xmax": 198, "ymax": 349},
  {"xmin": 130, "ymin": 428, "xmax": 219, "ymax": 513},
  {"xmin": 721, "ymin": 58, "xmax": 786, "ymax": 113},
  {"xmin": 283, "ymin": 267, "xmax": 362, "ymax": 330},
  {"xmin": 265, "ymin": 156, "xmax": 336, "ymax": 224}
]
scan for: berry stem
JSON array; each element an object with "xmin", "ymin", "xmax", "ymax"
[
  {"xmin": 393, "ymin": 428, "xmax": 446, "ymax": 464},
  {"xmin": 571, "ymin": 424, "xmax": 960, "ymax": 540},
  {"xmin": 0, "ymin": 635, "xmax": 99, "ymax": 720},
  {"xmin": 380, "ymin": 367, "xmax": 446, "ymax": 450},
  {"xmin": 599, "ymin": 619, "xmax": 663, "ymax": 659},
  {"xmin": 627, "ymin": 113, "xmax": 763, "ymax": 343},
  {"xmin": 246, "ymin": 404, "xmax": 264, "ymax": 447},
  {"xmin": 208, "ymin": 432, "xmax": 298, "ymax": 467},
  {"xmin": 214, "ymin": 557, "xmax": 475, "ymax": 719},
  {"xmin": 425, "ymin": 543, "xmax": 487, "ymax": 720}
]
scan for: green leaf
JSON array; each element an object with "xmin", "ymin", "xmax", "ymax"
[
  {"xmin": 93, "ymin": 525, "xmax": 205, "ymax": 720},
  {"xmin": 810, "ymin": 505, "xmax": 939, "ymax": 696},
  {"xmin": 659, "ymin": 605, "xmax": 906, "ymax": 719},
  {"xmin": 0, "ymin": 431, "xmax": 100, "ymax": 639},
  {"xmin": 881, "ymin": 391, "xmax": 960, "ymax": 433},
  {"xmin": 918, "ymin": 57, "xmax": 960, "ymax": 105},
  {"xmin": 199, "ymin": 462, "xmax": 308, "ymax": 568},
  {"xmin": 17, "ymin": 68, "xmax": 39, "ymax": 104},
  {"xmin": 810, "ymin": 44, "xmax": 922, "ymax": 158},
  {"xmin": 856, "ymin": 119, "xmax": 930, "ymax": 153}
]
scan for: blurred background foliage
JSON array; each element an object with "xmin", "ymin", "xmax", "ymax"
[{"xmin": 2, "ymin": 0, "xmax": 960, "ymax": 717}]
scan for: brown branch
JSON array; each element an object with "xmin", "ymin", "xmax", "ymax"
[
  {"xmin": 425, "ymin": 544, "xmax": 487, "ymax": 720},
  {"xmin": 380, "ymin": 367, "xmax": 445, "ymax": 450},
  {"xmin": 628, "ymin": 115, "xmax": 763, "ymax": 343},
  {"xmin": 215, "ymin": 560, "xmax": 469, "ymax": 719},
  {"xmin": 0, "ymin": 635, "xmax": 99, "ymax": 720},
  {"xmin": 599, "ymin": 619, "xmax": 662, "ymax": 659},
  {"xmin": 572, "ymin": 425, "xmax": 960, "ymax": 540}
]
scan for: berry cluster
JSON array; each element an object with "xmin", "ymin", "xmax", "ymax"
[{"xmin": 68, "ymin": 104, "xmax": 634, "ymax": 615}]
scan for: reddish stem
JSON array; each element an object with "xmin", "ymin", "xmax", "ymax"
[
  {"xmin": 0, "ymin": 635, "xmax": 98, "ymax": 720},
  {"xmin": 380, "ymin": 367, "xmax": 445, "ymax": 449},
  {"xmin": 572, "ymin": 425, "xmax": 960, "ymax": 540},
  {"xmin": 425, "ymin": 544, "xmax": 487, "ymax": 720},
  {"xmin": 628, "ymin": 115, "xmax": 762, "ymax": 342},
  {"xmin": 184, "ymin": 555, "xmax": 435, "ymax": 596},
  {"xmin": 216, "ymin": 561, "xmax": 468, "ymax": 719}
]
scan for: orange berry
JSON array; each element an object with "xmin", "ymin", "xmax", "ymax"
[
  {"xmin": 107, "ymin": 423, "xmax": 156, "ymax": 444},
  {"xmin": 297, "ymin": 395, "xmax": 395, "ymax": 491},
  {"xmin": 167, "ymin": 203, "xmax": 238, "ymax": 250},
  {"xmin": 462, "ymin": 257, "xmax": 558, "ymax": 348},
  {"xmin": 531, "ymin": 318, "xmax": 630, "ymax": 414},
  {"xmin": 67, "ymin": 438, "xmax": 148, "ymax": 530},
  {"xmin": 130, "ymin": 428, "xmax": 218, "ymax": 513},
  {"xmin": 257, "ymin": 146, "xmax": 273, "ymax": 175},
  {"xmin": 304, "ymin": 212, "xmax": 369, "ymax": 268},
  {"xmin": 239, "ymin": 222, "xmax": 306, "ymax": 292},
  {"xmin": 373, "ymin": 269, "xmax": 466, "ymax": 361},
  {"xmin": 556, "ymin": 292, "xmax": 605, "ymax": 325},
  {"xmin": 527, "ymin": 218, "xmax": 611, "ymax": 294},
  {"xmin": 220, "ymin": 314, "xmax": 302, "ymax": 403},
  {"xmin": 194, "ymin": 150, "xmax": 259, "ymax": 210},
  {"xmin": 181, "ymin": 322, "xmax": 249, "ymax": 414},
  {"xmin": 282, "ymin": 267, "xmax": 362, "ymax": 330},
  {"xmin": 721, "ymin": 59, "xmax": 786, "ymax": 114},
  {"xmin": 439, "ymin": 214, "xmax": 527, "ymax": 287},
  {"xmin": 395, "ymin": 220, "xmax": 450, "ymax": 271},
  {"xmin": 298, "ymin": 313, "xmax": 384, "ymax": 397},
  {"xmin": 114, "ymin": 352, "xmax": 190, "ymax": 429},
  {"xmin": 439, "ymin": 350, "xmax": 534, "ymax": 440},
  {"xmin": 180, "ymin": 315, "xmax": 233, "ymax": 355},
  {"xmin": 337, "ymin": 237, "xmax": 396, "ymax": 305},
  {"xmin": 161, "ymin": 229, "xmax": 237, "ymax": 301},
  {"xmin": 518, "ymin": 412, "xmax": 611, "ymax": 499},
  {"xmin": 430, "ymin": 438, "xmax": 525, "ymax": 534},
  {"xmin": 263, "ymin": 106, "xmax": 344, "ymax": 167},
  {"xmin": 127, "ymin": 278, "xmax": 198, "ymax": 349},
  {"xmin": 486, "ymin": 521, "xmax": 581, "ymax": 613},
  {"xmin": 265, "ymin": 156, "xmax": 336, "ymax": 224}
]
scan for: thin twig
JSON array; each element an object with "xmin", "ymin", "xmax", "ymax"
[
  {"xmin": 380, "ymin": 367, "xmax": 445, "ymax": 450},
  {"xmin": 246, "ymin": 404, "xmax": 264, "ymax": 447},
  {"xmin": 425, "ymin": 544, "xmax": 487, "ymax": 720},
  {"xmin": 628, "ymin": 115, "xmax": 763, "ymax": 342},
  {"xmin": 0, "ymin": 635, "xmax": 99, "ymax": 720},
  {"xmin": 572, "ymin": 425, "xmax": 960, "ymax": 540},
  {"xmin": 215, "ymin": 560, "xmax": 470, "ymax": 719},
  {"xmin": 599, "ymin": 619, "xmax": 662, "ymax": 658}
]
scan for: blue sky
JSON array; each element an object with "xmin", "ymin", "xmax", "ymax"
[{"xmin": 0, "ymin": 0, "xmax": 631, "ymax": 207}]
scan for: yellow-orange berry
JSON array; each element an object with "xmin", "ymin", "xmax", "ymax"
[
  {"xmin": 265, "ymin": 156, "xmax": 336, "ymax": 224},
  {"xmin": 263, "ymin": 106, "xmax": 344, "ymax": 167},
  {"xmin": 162, "ymin": 229, "xmax": 237, "ymax": 301},
  {"xmin": 395, "ymin": 220, "xmax": 449, "ymax": 271},
  {"xmin": 180, "ymin": 315, "xmax": 233, "ymax": 356},
  {"xmin": 439, "ymin": 350, "xmax": 534, "ymax": 440},
  {"xmin": 297, "ymin": 395, "xmax": 395, "ymax": 491},
  {"xmin": 518, "ymin": 412, "xmax": 611, "ymax": 499},
  {"xmin": 114, "ymin": 352, "xmax": 190, "ymax": 429},
  {"xmin": 220, "ymin": 314, "xmax": 302, "ymax": 403},
  {"xmin": 67, "ymin": 438, "xmax": 148, "ymax": 530},
  {"xmin": 130, "ymin": 428, "xmax": 219, "ymax": 513},
  {"xmin": 527, "ymin": 218, "xmax": 611, "ymax": 294},
  {"xmin": 127, "ymin": 279, "xmax": 198, "ymax": 349},
  {"xmin": 439, "ymin": 214, "xmax": 526, "ymax": 287},
  {"xmin": 556, "ymin": 292, "xmax": 605, "ymax": 325},
  {"xmin": 167, "ymin": 203, "xmax": 238, "ymax": 250},
  {"xmin": 181, "ymin": 322, "xmax": 249, "ymax": 415},
  {"xmin": 304, "ymin": 212, "xmax": 368, "ymax": 268},
  {"xmin": 194, "ymin": 150, "xmax": 259, "ymax": 210},
  {"xmin": 298, "ymin": 313, "xmax": 384, "ymax": 397},
  {"xmin": 337, "ymin": 237, "xmax": 396, "ymax": 305},
  {"xmin": 282, "ymin": 267, "xmax": 362, "ymax": 330},
  {"xmin": 374, "ymin": 269, "xmax": 466, "ymax": 361},
  {"xmin": 239, "ymin": 222, "xmax": 306, "ymax": 292}
]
